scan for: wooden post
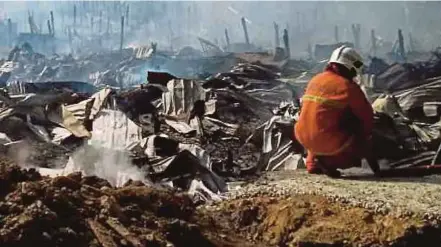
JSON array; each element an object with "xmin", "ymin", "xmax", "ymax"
[
  {"xmin": 241, "ymin": 17, "xmax": 250, "ymax": 45},
  {"xmin": 334, "ymin": 25, "xmax": 339, "ymax": 43},
  {"xmin": 301, "ymin": 12, "xmax": 306, "ymax": 33},
  {"xmin": 308, "ymin": 42, "xmax": 313, "ymax": 60},
  {"xmin": 99, "ymin": 11, "xmax": 102, "ymax": 46},
  {"xmin": 47, "ymin": 20, "xmax": 52, "ymax": 35},
  {"xmin": 125, "ymin": 4, "xmax": 129, "ymax": 26},
  {"xmin": 68, "ymin": 27, "xmax": 73, "ymax": 54},
  {"xmin": 352, "ymin": 24, "xmax": 361, "ymax": 49},
  {"xmin": 168, "ymin": 20, "xmax": 173, "ymax": 51},
  {"xmin": 107, "ymin": 15, "xmax": 110, "ymax": 35},
  {"xmin": 398, "ymin": 29, "xmax": 405, "ymax": 60},
  {"xmin": 274, "ymin": 22, "xmax": 280, "ymax": 48},
  {"xmin": 296, "ymin": 12, "xmax": 301, "ymax": 33},
  {"xmin": 187, "ymin": 6, "xmax": 191, "ymax": 36},
  {"xmin": 28, "ymin": 11, "xmax": 33, "ymax": 34},
  {"xmin": 80, "ymin": 3, "xmax": 83, "ymax": 25},
  {"xmin": 61, "ymin": 9, "xmax": 65, "ymax": 30},
  {"xmin": 352, "ymin": 25, "xmax": 356, "ymax": 47},
  {"xmin": 355, "ymin": 23, "xmax": 361, "ymax": 49},
  {"xmin": 50, "ymin": 11, "xmax": 55, "ymax": 36},
  {"xmin": 99, "ymin": 11, "xmax": 102, "ymax": 34},
  {"xmin": 73, "ymin": 4, "xmax": 76, "ymax": 29},
  {"xmin": 283, "ymin": 28, "xmax": 290, "ymax": 59},
  {"xmin": 371, "ymin": 29, "xmax": 377, "ymax": 57},
  {"xmin": 7, "ymin": 18, "xmax": 12, "ymax": 47},
  {"xmin": 408, "ymin": 32, "xmax": 415, "ymax": 52},
  {"xmin": 224, "ymin": 28, "xmax": 230, "ymax": 47},
  {"xmin": 120, "ymin": 16, "xmax": 124, "ymax": 51}
]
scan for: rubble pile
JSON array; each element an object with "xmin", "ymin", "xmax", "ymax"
[
  {"xmin": 373, "ymin": 50, "xmax": 441, "ymax": 92},
  {"xmin": 0, "ymin": 55, "xmax": 302, "ymax": 204},
  {"xmin": 3, "ymin": 44, "xmax": 144, "ymax": 89},
  {"xmin": 0, "ymin": 159, "xmax": 229, "ymax": 247},
  {"xmin": 4, "ymin": 1, "xmax": 441, "ymax": 245},
  {"xmin": 1, "ymin": 43, "xmax": 253, "ymax": 91},
  {"xmin": 3, "ymin": 41, "xmax": 441, "ymax": 196},
  {"xmin": 2, "ymin": 39, "xmax": 441, "ymax": 247},
  {"xmin": 4, "ymin": 43, "xmax": 441, "ymax": 204},
  {"xmin": 362, "ymin": 53, "xmax": 441, "ymax": 169},
  {"xmin": 161, "ymin": 62, "xmax": 297, "ymax": 175}
]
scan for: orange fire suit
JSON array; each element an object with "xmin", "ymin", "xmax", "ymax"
[{"xmin": 294, "ymin": 70, "xmax": 374, "ymax": 172}]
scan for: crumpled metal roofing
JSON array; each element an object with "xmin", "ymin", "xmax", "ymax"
[{"xmin": 394, "ymin": 76, "xmax": 441, "ymax": 113}]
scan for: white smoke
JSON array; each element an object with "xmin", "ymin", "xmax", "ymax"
[
  {"xmin": 38, "ymin": 109, "xmax": 151, "ymax": 187},
  {"xmin": 65, "ymin": 143, "xmax": 149, "ymax": 187},
  {"xmin": 66, "ymin": 108, "xmax": 151, "ymax": 187}
]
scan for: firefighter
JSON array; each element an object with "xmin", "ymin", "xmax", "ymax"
[{"xmin": 294, "ymin": 46, "xmax": 379, "ymax": 178}]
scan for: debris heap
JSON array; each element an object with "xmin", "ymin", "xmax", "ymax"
[{"xmin": 0, "ymin": 158, "xmax": 216, "ymax": 247}]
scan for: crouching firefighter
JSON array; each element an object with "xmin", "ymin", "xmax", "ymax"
[{"xmin": 294, "ymin": 46, "xmax": 380, "ymax": 178}]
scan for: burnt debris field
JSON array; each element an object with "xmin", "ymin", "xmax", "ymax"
[{"xmin": 1, "ymin": 1, "xmax": 441, "ymax": 246}]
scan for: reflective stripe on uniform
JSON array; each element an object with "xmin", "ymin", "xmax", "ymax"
[
  {"xmin": 302, "ymin": 94, "xmax": 345, "ymax": 108},
  {"xmin": 312, "ymin": 136, "xmax": 354, "ymax": 156}
]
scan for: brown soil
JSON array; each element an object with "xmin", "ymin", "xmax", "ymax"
[
  {"xmin": 0, "ymin": 156, "xmax": 256, "ymax": 247},
  {"xmin": 201, "ymin": 195, "xmax": 441, "ymax": 247},
  {"xmin": 0, "ymin": 156, "xmax": 440, "ymax": 247}
]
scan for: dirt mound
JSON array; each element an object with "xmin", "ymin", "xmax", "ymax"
[
  {"xmin": 0, "ymin": 157, "xmax": 42, "ymax": 198},
  {"xmin": 0, "ymin": 158, "xmax": 232, "ymax": 247},
  {"xmin": 202, "ymin": 194, "xmax": 441, "ymax": 247},
  {"xmin": 2, "ymin": 156, "xmax": 441, "ymax": 247}
]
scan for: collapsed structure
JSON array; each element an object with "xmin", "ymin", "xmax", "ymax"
[
  {"xmin": 0, "ymin": 21, "xmax": 440, "ymax": 245},
  {"xmin": 0, "ymin": 42, "xmax": 440, "ymax": 202},
  {"xmin": 1, "ymin": 1, "xmax": 441, "ymax": 245}
]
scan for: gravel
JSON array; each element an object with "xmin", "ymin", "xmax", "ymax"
[{"xmin": 226, "ymin": 169, "xmax": 441, "ymax": 221}]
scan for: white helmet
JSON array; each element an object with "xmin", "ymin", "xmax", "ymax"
[{"xmin": 328, "ymin": 46, "xmax": 364, "ymax": 73}]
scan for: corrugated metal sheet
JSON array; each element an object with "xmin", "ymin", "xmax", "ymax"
[
  {"xmin": 89, "ymin": 109, "xmax": 142, "ymax": 150},
  {"xmin": 47, "ymin": 104, "xmax": 91, "ymax": 138},
  {"xmin": 395, "ymin": 77, "xmax": 441, "ymax": 112},
  {"xmin": 162, "ymin": 79, "xmax": 207, "ymax": 116},
  {"xmin": 64, "ymin": 98, "xmax": 94, "ymax": 123},
  {"xmin": 89, "ymin": 88, "xmax": 112, "ymax": 120}
]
